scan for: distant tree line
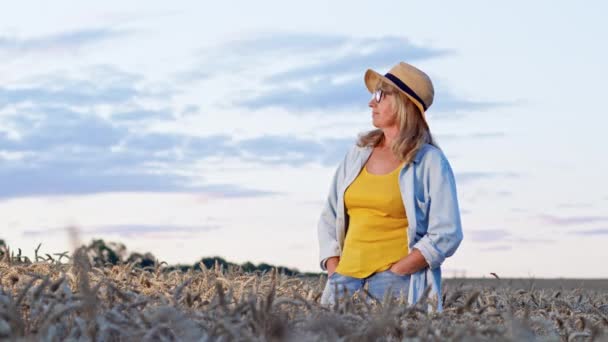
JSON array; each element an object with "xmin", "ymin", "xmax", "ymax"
[{"xmin": 0, "ymin": 238, "xmax": 319, "ymax": 276}]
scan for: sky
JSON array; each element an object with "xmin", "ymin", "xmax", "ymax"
[{"xmin": 1, "ymin": 1, "xmax": 607, "ymax": 278}]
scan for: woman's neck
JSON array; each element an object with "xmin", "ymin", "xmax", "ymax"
[{"xmin": 380, "ymin": 127, "xmax": 400, "ymax": 148}]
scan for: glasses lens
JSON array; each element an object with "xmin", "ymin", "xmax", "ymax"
[{"xmin": 374, "ymin": 89, "xmax": 383, "ymax": 102}]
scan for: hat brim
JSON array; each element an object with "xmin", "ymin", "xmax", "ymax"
[{"xmin": 364, "ymin": 69, "xmax": 427, "ymax": 120}]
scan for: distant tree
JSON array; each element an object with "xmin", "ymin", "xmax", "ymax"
[
  {"xmin": 127, "ymin": 251, "xmax": 157, "ymax": 268},
  {"xmin": 257, "ymin": 262, "xmax": 273, "ymax": 273},
  {"xmin": 198, "ymin": 256, "xmax": 230, "ymax": 271},
  {"xmin": 240, "ymin": 261, "xmax": 256, "ymax": 272},
  {"xmin": 0, "ymin": 237, "xmax": 312, "ymax": 275},
  {"xmin": 107, "ymin": 241, "xmax": 128, "ymax": 261},
  {"xmin": 85, "ymin": 239, "xmax": 120, "ymax": 266}
]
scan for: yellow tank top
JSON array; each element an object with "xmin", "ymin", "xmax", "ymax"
[{"xmin": 335, "ymin": 161, "xmax": 409, "ymax": 278}]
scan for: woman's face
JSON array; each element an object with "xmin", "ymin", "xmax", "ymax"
[{"xmin": 368, "ymin": 86, "xmax": 399, "ymax": 129}]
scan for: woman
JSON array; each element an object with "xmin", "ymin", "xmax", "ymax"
[{"xmin": 317, "ymin": 62, "xmax": 463, "ymax": 311}]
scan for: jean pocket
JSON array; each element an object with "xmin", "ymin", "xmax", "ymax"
[{"xmin": 385, "ymin": 269, "xmax": 409, "ymax": 278}]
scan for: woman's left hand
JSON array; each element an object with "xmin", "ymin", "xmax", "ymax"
[
  {"xmin": 388, "ymin": 263, "xmax": 408, "ymax": 276},
  {"xmin": 388, "ymin": 249, "xmax": 428, "ymax": 276}
]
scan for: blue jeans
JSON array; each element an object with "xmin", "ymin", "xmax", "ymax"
[{"xmin": 320, "ymin": 270, "xmax": 411, "ymax": 305}]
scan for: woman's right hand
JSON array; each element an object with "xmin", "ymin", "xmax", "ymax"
[{"xmin": 326, "ymin": 256, "xmax": 340, "ymax": 277}]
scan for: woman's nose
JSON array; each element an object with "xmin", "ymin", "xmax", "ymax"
[{"xmin": 368, "ymin": 98, "xmax": 375, "ymax": 108}]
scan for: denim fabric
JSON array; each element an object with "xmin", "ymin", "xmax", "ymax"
[
  {"xmin": 320, "ymin": 270, "xmax": 411, "ymax": 305},
  {"xmin": 317, "ymin": 143, "xmax": 464, "ymax": 312}
]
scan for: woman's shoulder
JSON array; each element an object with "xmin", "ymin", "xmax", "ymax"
[
  {"xmin": 343, "ymin": 142, "xmax": 371, "ymax": 159},
  {"xmin": 416, "ymin": 143, "xmax": 450, "ymax": 167},
  {"xmin": 334, "ymin": 143, "xmax": 372, "ymax": 171}
]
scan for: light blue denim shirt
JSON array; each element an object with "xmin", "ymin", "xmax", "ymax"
[{"xmin": 317, "ymin": 142, "xmax": 463, "ymax": 312}]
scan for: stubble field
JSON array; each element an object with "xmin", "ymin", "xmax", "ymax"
[{"xmin": 0, "ymin": 248, "xmax": 607, "ymax": 341}]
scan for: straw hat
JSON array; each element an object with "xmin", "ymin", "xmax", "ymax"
[{"xmin": 364, "ymin": 62, "xmax": 434, "ymax": 118}]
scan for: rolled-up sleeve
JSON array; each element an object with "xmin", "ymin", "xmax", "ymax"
[
  {"xmin": 413, "ymin": 155, "xmax": 463, "ymax": 269},
  {"xmin": 317, "ymin": 163, "xmax": 342, "ymax": 271},
  {"xmin": 317, "ymin": 147, "xmax": 354, "ymax": 271}
]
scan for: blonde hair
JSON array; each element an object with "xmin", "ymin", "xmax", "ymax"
[{"xmin": 357, "ymin": 80, "xmax": 440, "ymax": 163}]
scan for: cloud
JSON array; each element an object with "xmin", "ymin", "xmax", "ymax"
[
  {"xmin": 1, "ymin": 106, "xmax": 126, "ymax": 150},
  {"xmin": 111, "ymin": 109, "xmax": 175, "ymax": 123},
  {"xmin": 0, "ymin": 67, "xmax": 285, "ymax": 198},
  {"xmin": 1, "ymin": 97, "xmax": 352, "ymax": 198},
  {"xmin": 173, "ymin": 70, "xmax": 211, "ymax": 84},
  {"xmin": 237, "ymin": 75, "xmax": 508, "ymax": 113},
  {"xmin": 221, "ymin": 32, "xmax": 350, "ymax": 57},
  {"xmin": 5, "ymin": 33, "xmax": 504, "ymax": 200},
  {"xmin": 468, "ymin": 229, "xmax": 554, "ymax": 246},
  {"xmin": 555, "ymin": 202, "xmax": 593, "ymax": 209},
  {"xmin": 244, "ymin": 78, "xmax": 509, "ymax": 113},
  {"xmin": 430, "ymin": 94, "xmax": 509, "ymax": 113},
  {"xmin": 479, "ymin": 245, "xmax": 512, "ymax": 252},
  {"xmin": 177, "ymin": 32, "xmax": 353, "ymax": 84},
  {"xmin": 122, "ymin": 132, "xmax": 192, "ymax": 151},
  {"xmin": 0, "ymin": 159, "xmax": 277, "ymax": 198},
  {"xmin": 22, "ymin": 224, "xmax": 220, "ymax": 239},
  {"xmin": 239, "ymin": 135, "xmax": 325, "ymax": 157},
  {"xmin": 237, "ymin": 75, "xmax": 369, "ymax": 111},
  {"xmin": 437, "ymin": 132, "xmax": 506, "ymax": 141},
  {"xmin": 456, "ymin": 171, "xmax": 520, "ymax": 184},
  {"xmin": 0, "ymin": 85, "xmax": 136, "ymax": 109},
  {"xmin": 569, "ymin": 228, "xmax": 608, "ymax": 236},
  {"xmin": 236, "ymin": 135, "xmax": 355, "ymax": 167},
  {"xmin": 0, "ymin": 57, "xmax": 513, "ymax": 201},
  {"xmin": 193, "ymin": 184, "xmax": 277, "ymax": 198},
  {"xmin": 0, "ymin": 28, "xmax": 126, "ymax": 54},
  {"xmin": 468, "ymin": 229, "xmax": 511, "ymax": 242},
  {"xmin": 537, "ymin": 214, "xmax": 608, "ymax": 226},
  {"xmin": 508, "ymin": 237, "xmax": 555, "ymax": 244},
  {"xmin": 265, "ymin": 35, "xmax": 451, "ymax": 83},
  {"xmin": 183, "ymin": 32, "xmax": 505, "ymax": 113},
  {"xmin": 1, "ymin": 74, "xmax": 353, "ymax": 198},
  {"xmin": 0, "ymin": 66, "xmax": 144, "ymax": 109},
  {"xmin": 0, "ymin": 88, "xmax": 520, "ymax": 199}
]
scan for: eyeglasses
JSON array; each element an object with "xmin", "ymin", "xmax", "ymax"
[{"xmin": 372, "ymin": 89, "xmax": 393, "ymax": 103}]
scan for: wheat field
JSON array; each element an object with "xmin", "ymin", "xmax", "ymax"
[{"xmin": 0, "ymin": 245, "xmax": 607, "ymax": 341}]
